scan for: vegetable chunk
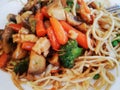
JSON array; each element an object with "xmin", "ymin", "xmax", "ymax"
[{"xmin": 59, "ymin": 39, "xmax": 83, "ymax": 68}]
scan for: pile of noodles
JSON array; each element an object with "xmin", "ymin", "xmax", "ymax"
[{"xmin": 5, "ymin": 1, "xmax": 120, "ymax": 90}]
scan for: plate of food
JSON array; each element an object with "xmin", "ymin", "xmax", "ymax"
[{"xmin": 0, "ymin": 0, "xmax": 120, "ymax": 90}]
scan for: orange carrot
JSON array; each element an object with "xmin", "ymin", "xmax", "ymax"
[
  {"xmin": 41, "ymin": 6, "xmax": 49, "ymax": 18},
  {"xmin": 35, "ymin": 11, "xmax": 43, "ymax": 21},
  {"xmin": 50, "ymin": 17, "xmax": 68, "ymax": 45},
  {"xmin": 51, "ymin": 87, "xmax": 57, "ymax": 90},
  {"xmin": 36, "ymin": 20, "xmax": 46, "ymax": 37},
  {"xmin": 22, "ymin": 42, "xmax": 35, "ymax": 51},
  {"xmin": 60, "ymin": 20, "xmax": 88, "ymax": 49},
  {"xmin": 47, "ymin": 26, "xmax": 60, "ymax": 51},
  {"xmin": 8, "ymin": 23, "xmax": 22, "ymax": 32},
  {"xmin": 0, "ymin": 53, "xmax": 8, "ymax": 68},
  {"xmin": 35, "ymin": 11, "xmax": 46, "ymax": 37},
  {"xmin": 51, "ymin": 69, "xmax": 59, "ymax": 74}
]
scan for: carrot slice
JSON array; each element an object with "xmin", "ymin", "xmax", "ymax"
[
  {"xmin": 47, "ymin": 26, "xmax": 60, "ymax": 50},
  {"xmin": 22, "ymin": 42, "xmax": 35, "ymax": 51},
  {"xmin": 8, "ymin": 23, "xmax": 22, "ymax": 32},
  {"xmin": 35, "ymin": 11, "xmax": 43, "ymax": 21},
  {"xmin": 50, "ymin": 17, "xmax": 68, "ymax": 45},
  {"xmin": 60, "ymin": 20, "xmax": 88, "ymax": 49},
  {"xmin": 36, "ymin": 20, "xmax": 46, "ymax": 37},
  {"xmin": 35, "ymin": 11, "xmax": 46, "ymax": 37},
  {"xmin": 41, "ymin": 6, "xmax": 49, "ymax": 18},
  {"xmin": 0, "ymin": 53, "xmax": 8, "ymax": 68}
]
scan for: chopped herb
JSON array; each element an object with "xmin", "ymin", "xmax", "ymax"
[{"xmin": 93, "ymin": 74, "xmax": 100, "ymax": 80}]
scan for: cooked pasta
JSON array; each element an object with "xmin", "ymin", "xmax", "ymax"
[{"xmin": 0, "ymin": 0, "xmax": 120, "ymax": 90}]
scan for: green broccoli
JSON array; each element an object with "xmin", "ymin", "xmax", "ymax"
[
  {"xmin": 59, "ymin": 39, "xmax": 83, "ymax": 68},
  {"xmin": 14, "ymin": 58, "xmax": 29, "ymax": 75}
]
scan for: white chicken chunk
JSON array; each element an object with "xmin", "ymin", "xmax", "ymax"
[
  {"xmin": 32, "ymin": 37, "xmax": 51, "ymax": 57},
  {"xmin": 12, "ymin": 34, "xmax": 38, "ymax": 43},
  {"xmin": 28, "ymin": 51, "xmax": 46, "ymax": 74}
]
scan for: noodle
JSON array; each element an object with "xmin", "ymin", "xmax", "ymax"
[{"xmin": 0, "ymin": 0, "xmax": 120, "ymax": 90}]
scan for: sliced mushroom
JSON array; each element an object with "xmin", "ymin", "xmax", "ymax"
[
  {"xmin": 12, "ymin": 43, "xmax": 27, "ymax": 60},
  {"xmin": 0, "ymin": 30, "xmax": 4, "ymax": 40},
  {"xmin": 2, "ymin": 26, "xmax": 15, "ymax": 54},
  {"xmin": 7, "ymin": 14, "xmax": 16, "ymax": 23},
  {"xmin": 19, "ymin": 0, "xmax": 37, "ymax": 14},
  {"xmin": 0, "ymin": 30, "xmax": 4, "ymax": 55},
  {"xmin": 66, "ymin": 12, "xmax": 81, "ymax": 26},
  {"xmin": 28, "ymin": 51, "xmax": 46, "ymax": 74}
]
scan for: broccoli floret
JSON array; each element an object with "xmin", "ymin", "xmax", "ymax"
[
  {"xmin": 14, "ymin": 58, "xmax": 29, "ymax": 75},
  {"xmin": 59, "ymin": 39, "xmax": 83, "ymax": 68}
]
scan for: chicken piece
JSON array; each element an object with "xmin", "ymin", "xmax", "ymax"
[
  {"xmin": 13, "ymin": 34, "xmax": 38, "ymax": 43},
  {"xmin": 18, "ymin": 27, "xmax": 29, "ymax": 34},
  {"xmin": 32, "ymin": 37, "xmax": 51, "ymax": 57},
  {"xmin": 28, "ymin": 51, "xmax": 46, "ymax": 74}
]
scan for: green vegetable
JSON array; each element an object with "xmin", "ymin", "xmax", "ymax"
[
  {"xmin": 93, "ymin": 74, "xmax": 100, "ymax": 80},
  {"xmin": 14, "ymin": 58, "xmax": 29, "ymax": 75},
  {"xmin": 65, "ymin": 0, "xmax": 80, "ymax": 12},
  {"xmin": 112, "ymin": 40, "xmax": 119, "ymax": 47},
  {"xmin": 66, "ymin": 0, "xmax": 74, "ymax": 8},
  {"xmin": 112, "ymin": 34, "xmax": 120, "ymax": 47},
  {"xmin": 59, "ymin": 39, "xmax": 83, "ymax": 68}
]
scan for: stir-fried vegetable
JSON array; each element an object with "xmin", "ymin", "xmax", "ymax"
[
  {"xmin": 93, "ymin": 73, "xmax": 100, "ymax": 80},
  {"xmin": 8, "ymin": 23, "xmax": 22, "ymax": 32},
  {"xmin": 50, "ymin": 17, "xmax": 68, "ymax": 45},
  {"xmin": 35, "ymin": 11, "xmax": 46, "ymax": 37},
  {"xmin": 41, "ymin": 6, "xmax": 49, "ymax": 18},
  {"xmin": 22, "ymin": 42, "xmax": 35, "ymax": 51},
  {"xmin": 47, "ymin": 26, "xmax": 60, "ymax": 51},
  {"xmin": 59, "ymin": 39, "xmax": 83, "ymax": 68},
  {"xmin": 47, "ymin": 0, "xmax": 66, "ymax": 20},
  {"xmin": 112, "ymin": 34, "xmax": 120, "ymax": 47},
  {"xmin": 60, "ymin": 20, "xmax": 88, "ymax": 49},
  {"xmin": 66, "ymin": 0, "xmax": 74, "ymax": 8},
  {"xmin": 0, "ymin": 53, "xmax": 8, "ymax": 68},
  {"xmin": 14, "ymin": 58, "xmax": 29, "ymax": 75}
]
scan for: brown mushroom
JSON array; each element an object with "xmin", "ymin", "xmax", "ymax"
[
  {"xmin": 12, "ymin": 43, "xmax": 27, "ymax": 60},
  {"xmin": 28, "ymin": 51, "xmax": 46, "ymax": 74},
  {"xmin": 2, "ymin": 26, "xmax": 15, "ymax": 54},
  {"xmin": 66, "ymin": 12, "xmax": 81, "ymax": 26},
  {"xmin": 49, "ymin": 53, "xmax": 60, "ymax": 66}
]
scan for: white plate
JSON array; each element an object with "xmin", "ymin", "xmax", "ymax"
[{"xmin": 0, "ymin": 0, "xmax": 120, "ymax": 90}]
